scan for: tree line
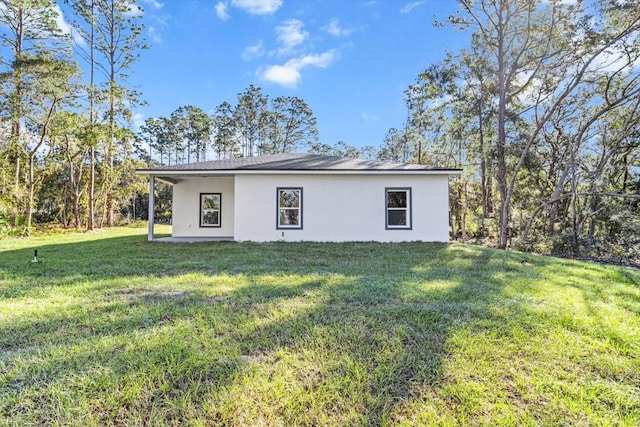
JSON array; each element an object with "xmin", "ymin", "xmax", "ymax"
[
  {"xmin": 138, "ymin": 83, "xmax": 386, "ymax": 168},
  {"xmin": 0, "ymin": 0, "xmax": 146, "ymax": 233},
  {"xmin": 377, "ymin": 0, "xmax": 640, "ymax": 264},
  {"xmin": 138, "ymin": 85, "xmax": 320, "ymax": 165}
]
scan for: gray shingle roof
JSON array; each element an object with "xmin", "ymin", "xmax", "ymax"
[{"xmin": 139, "ymin": 153, "xmax": 459, "ymax": 172}]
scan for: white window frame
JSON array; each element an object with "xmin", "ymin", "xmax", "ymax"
[
  {"xmin": 200, "ymin": 193, "xmax": 221, "ymax": 228},
  {"xmin": 385, "ymin": 188, "xmax": 412, "ymax": 230},
  {"xmin": 277, "ymin": 187, "xmax": 303, "ymax": 229}
]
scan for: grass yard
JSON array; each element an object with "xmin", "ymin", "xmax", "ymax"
[{"xmin": 1, "ymin": 226, "xmax": 639, "ymax": 426}]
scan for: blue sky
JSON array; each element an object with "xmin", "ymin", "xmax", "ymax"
[{"xmin": 128, "ymin": 0, "xmax": 466, "ymax": 149}]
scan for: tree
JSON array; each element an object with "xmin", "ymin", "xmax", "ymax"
[
  {"xmin": 92, "ymin": 0, "xmax": 146, "ymax": 227},
  {"xmin": 170, "ymin": 105, "xmax": 213, "ymax": 163},
  {"xmin": 264, "ymin": 96, "xmax": 318, "ymax": 154},
  {"xmin": 212, "ymin": 101, "xmax": 239, "ymax": 159},
  {"xmin": 138, "ymin": 117, "xmax": 162, "ymax": 163},
  {"xmin": 0, "ymin": 0, "xmax": 149, "ymax": 233},
  {"xmin": 332, "ymin": 141, "xmax": 362, "ymax": 158},
  {"xmin": 405, "ymin": 60, "xmax": 463, "ymax": 168},
  {"xmin": 307, "ymin": 141, "xmax": 335, "ymax": 155},
  {"xmin": 378, "ymin": 128, "xmax": 409, "ymax": 163},
  {"xmin": 37, "ymin": 110, "xmax": 92, "ymax": 229},
  {"xmin": 22, "ymin": 54, "xmax": 79, "ymax": 228},
  {"xmin": 387, "ymin": 0, "xmax": 640, "ymax": 260},
  {"xmin": 449, "ymin": 0, "xmax": 640, "ymax": 248},
  {"xmin": 68, "ymin": 0, "xmax": 100, "ymax": 230},
  {"xmin": 0, "ymin": 0, "xmax": 72, "ymax": 227},
  {"xmin": 234, "ymin": 84, "xmax": 268, "ymax": 157}
]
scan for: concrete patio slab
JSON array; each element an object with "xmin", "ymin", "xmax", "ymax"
[{"xmin": 154, "ymin": 236, "xmax": 234, "ymax": 243}]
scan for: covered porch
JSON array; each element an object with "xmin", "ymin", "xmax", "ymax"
[{"xmin": 146, "ymin": 174, "xmax": 236, "ymax": 242}]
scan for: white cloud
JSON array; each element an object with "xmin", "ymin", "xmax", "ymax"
[
  {"xmin": 261, "ymin": 49, "xmax": 338, "ymax": 88},
  {"xmin": 52, "ymin": 4, "xmax": 72, "ymax": 34},
  {"xmin": 148, "ymin": 26, "xmax": 161, "ymax": 43},
  {"xmin": 275, "ymin": 19, "xmax": 308, "ymax": 54},
  {"xmin": 361, "ymin": 112, "xmax": 377, "ymax": 121},
  {"xmin": 53, "ymin": 3, "xmax": 73, "ymax": 34},
  {"xmin": 231, "ymin": 0, "xmax": 282, "ymax": 15},
  {"xmin": 322, "ymin": 18, "xmax": 355, "ymax": 37},
  {"xmin": 140, "ymin": 0, "xmax": 164, "ymax": 8},
  {"xmin": 133, "ymin": 112, "xmax": 146, "ymax": 130},
  {"xmin": 153, "ymin": 13, "xmax": 169, "ymax": 27},
  {"xmin": 243, "ymin": 39, "xmax": 265, "ymax": 60},
  {"xmin": 400, "ymin": 1, "xmax": 426, "ymax": 14},
  {"xmin": 215, "ymin": 1, "xmax": 230, "ymax": 20},
  {"xmin": 52, "ymin": 3, "xmax": 85, "ymax": 46},
  {"xmin": 262, "ymin": 64, "xmax": 300, "ymax": 87}
]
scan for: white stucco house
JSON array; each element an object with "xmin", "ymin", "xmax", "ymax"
[{"xmin": 137, "ymin": 153, "xmax": 461, "ymax": 243}]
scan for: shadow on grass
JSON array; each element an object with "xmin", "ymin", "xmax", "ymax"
[{"xmin": 1, "ymin": 233, "xmax": 638, "ymax": 424}]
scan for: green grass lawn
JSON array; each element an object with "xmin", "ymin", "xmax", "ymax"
[{"xmin": 1, "ymin": 226, "xmax": 639, "ymax": 426}]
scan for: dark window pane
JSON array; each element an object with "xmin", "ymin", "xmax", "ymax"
[
  {"xmin": 279, "ymin": 190, "xmax": 300, "ymax": 208},
  {"xmin": 280, "ymin": 209, "xmax": 299, "ymax": 226},
  {"xmin": 388, "ymin": 210, "xmax": 407, "ymax": 226},
  {"xmin": 387, "ymin": 191, "xmax": 407, "ymax": 208},
  {"xmin": 203, "ymin": 210, "xmax": 219, "ymax": 225}
]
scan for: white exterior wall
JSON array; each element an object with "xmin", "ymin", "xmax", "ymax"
[
  {"xmin": 171, "ymin": 177, "xmax": 234, "ymax": 238},
  {"xmin": 233, "ymin": 173, "xmax": 450, "ymax": 242}
]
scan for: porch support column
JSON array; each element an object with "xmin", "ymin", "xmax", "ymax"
[{"xmin": 148, "ymin": 175, "xmax": 155, "ymax": 242}]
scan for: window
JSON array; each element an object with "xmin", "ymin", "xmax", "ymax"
[
  {"xmin": 200, "ymin": 193, "xmax": 221, "ymax": 227},
  {"xmin": 277, "ymin": 187, "xmax": 302, "ymax": 229},
  {"xmin": 386, "ymin": 188, "xmax": 411, "ymax": 229}
]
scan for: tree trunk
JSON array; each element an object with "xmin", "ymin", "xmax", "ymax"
[
  {"xmin": 478, "ymin": 101, "xmax": 488, "ymax": 237},
  {"xmin": 106, "ymin": 0, "xmax": 117, "ymax": 228},
  {"xmin": 496, "ymin": 6, "xmax": 509, "ymax": 249},
  {"xmin": 87, "ymin": 0, "xmax": 96, "ymax": 231},
  {"xmin": 12, "ymin": 6, "xmax": 25, "ymax": 226},
  {"xmin": 88, "ymin": 146, "xmax": 95, "ymax": 230},
  {"xmin": 26, "ymin": 154, "xmax": 35, "ymax": 228}
]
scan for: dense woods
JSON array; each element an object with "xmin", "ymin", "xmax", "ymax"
[
  {"xmin": 0, "ymin": 0, "xmax": 638, "ymax": 264},
  {"xmin": 0, "ymin": 0, "xmax": 146, "ymax": 232},
  {"xmin": 384, "ymin": 0, "xmax": 640, "ymax": 264}
]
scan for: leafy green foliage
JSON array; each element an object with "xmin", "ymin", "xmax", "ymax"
[
  {"xmin": 0, "ymin": 0, "xmax": 149, "ymax": 231},
  {"xmin": 393, "ymin": 0, "xmax": 640, "ymax": 263}
]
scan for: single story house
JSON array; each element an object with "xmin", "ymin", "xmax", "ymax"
[{"xmin": 136, "ymin": 153, "xmax": 462, "ymax": 243}]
